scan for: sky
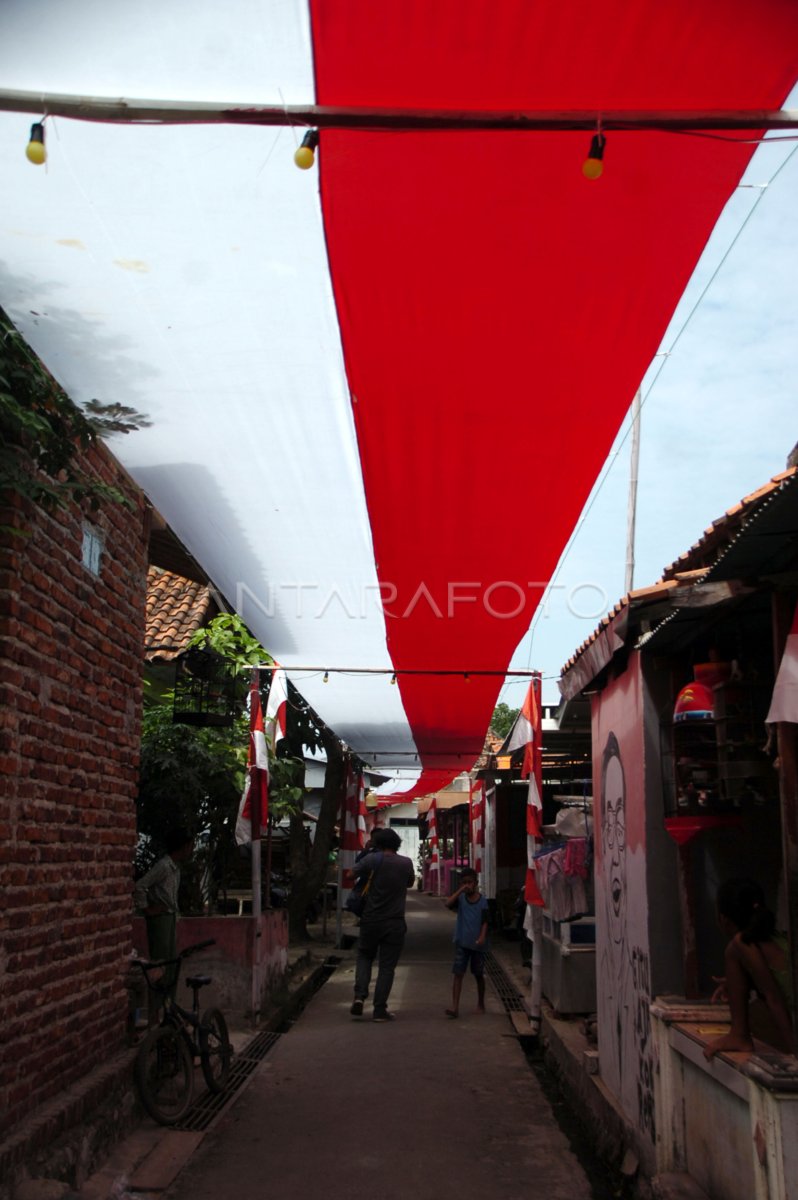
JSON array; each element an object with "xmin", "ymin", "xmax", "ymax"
[{"xmin": 503, "ymin": 85, "xmax": 798, "ymax": 710}]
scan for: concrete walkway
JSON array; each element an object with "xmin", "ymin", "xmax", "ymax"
[{"xmin": 159, "ymin": 892, "xmax": 592, "ymax": 1200}]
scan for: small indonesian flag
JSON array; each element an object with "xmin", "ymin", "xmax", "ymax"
[
  {"xmin": 264, "ymin": 667, "xmax": 288, "ymax": 753},
  {"xmin": 767, "ymin": 601, "xmax": 798, "ymax": 724},
  {"xmin": 505, "ymin": 680, "xmax": 537, "ymax": 779}
]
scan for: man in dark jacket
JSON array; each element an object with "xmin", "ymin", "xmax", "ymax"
[{"xmin": 349, "ymin": 827, "xmax": 415, "ymax": 1022}]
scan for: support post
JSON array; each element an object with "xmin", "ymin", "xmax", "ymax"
[
  {"xmin": 772, "ymin": 592, "xmax": 798, "ymax": 1030},
  {"xmin": 625, "ymin": 389, "xmax": 642, "ymax": 595},
  {"xmin": 249, "ymin": 668, "xmax": 262, "ymax": 1023}
]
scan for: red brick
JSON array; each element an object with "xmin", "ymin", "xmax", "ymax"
[{"xmin": 1, "ymin": 439, "xmax": 145, "ymax": 1136}]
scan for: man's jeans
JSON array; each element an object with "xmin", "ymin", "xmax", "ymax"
[{"xmin": 354, "ymin": 918, "xmax": 406, "ymax": 1012}]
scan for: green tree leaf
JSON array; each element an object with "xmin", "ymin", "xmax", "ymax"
[{"xmin": 490, "ymin": 702, "xmax": 520, "ymax": 738}]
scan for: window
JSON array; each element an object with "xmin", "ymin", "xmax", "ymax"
[{"xmin": 81, "ymin": 522, "xmax": 104, "ymax": 576}]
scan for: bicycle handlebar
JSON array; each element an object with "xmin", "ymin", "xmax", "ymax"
[
  {"xmin": 135, "ymin": 938, "xmax": 216, "ymax": 972},
  {"xmin": 181, "ymin": 938, "xmax": 216, "ymax": 958}
]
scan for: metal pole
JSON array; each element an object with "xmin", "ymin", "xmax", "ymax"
[
  {"xmin": 526, "ymin": 672, "xmax": 544, "ymax": 1032},
  {"xmin": 335, "ymin": 779, "xmax": 346, "ymax": 947},
  {"xmin": 335, "ymin": 849, "xmax": 344, "ymax": 948},
  {"xmin": 625, "ymin": 389, "xmax": 642, "ymax": 596},
  {"xmin": 1, "ymin": 89, "xmax": 797, "ymax": 132},
  {"xmin": 528, "ymin": 907, "xmax": 544, "ymax": 1032},
  {"xmin": 483, "ymin": 785, "xmax": 496, "ymax": 901},
  {"xmin": 264, "ymin": 815, "xmax": 273, "ymax": 905}
]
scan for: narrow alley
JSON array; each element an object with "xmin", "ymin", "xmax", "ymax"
[{"xmin": 161, "ymin": 893, "xmax": 593, "ymax": 1200}]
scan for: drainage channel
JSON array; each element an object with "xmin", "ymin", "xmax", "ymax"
[
  {"xmin": 485, "ymin": 948, "xmax": 631, "ymax": 1200},
  {"xmin": 484, "ymin": 951, "xmax": 526, "ymax": 1012},
  {"xmin": 172, "ymin": 956, "xmax": 339, "ymax": 1133}
]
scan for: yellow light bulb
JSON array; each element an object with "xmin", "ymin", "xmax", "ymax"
[
  {"xmin": 26, "ymin": 142, "xmax": 46, "ymax": 165},
  {"xmin": 294, "ymin": 129, "xmax": 319, "ymax": 170},
  {"xmin": 26, "ymin": 122, "xmax": 46, "ymax": 165},
  {"xmin": 294, "ymin": 145, "xmax": 315, "ymax": 170}
]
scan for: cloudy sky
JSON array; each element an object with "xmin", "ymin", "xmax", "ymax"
[{"xmin": 504, "ymin": 85, "xmax": 798, "ymax": 709}]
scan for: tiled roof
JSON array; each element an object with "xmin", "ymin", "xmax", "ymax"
[
  {"xmin": 145, "ymin": 567, "xmax": 216, "ymax": 661},
  {"xmin": 560, "ymin": 466, "xmax": 797, "ymax": 683},
  {"xmin": 474, "ymin": 729, "xmax": 504, "ymax": 767}
]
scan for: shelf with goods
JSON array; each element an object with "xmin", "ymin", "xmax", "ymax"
[
  {"xmin": 664, "ymin": 667, "xmax": 775, "ymax": 839},
  {"xmin": 672, "ymin": 719, "xmax": 723, "ymax": 816},
  {"xmin": 712, "ymin": 680, "xmax": 775, "ymax": 808}
]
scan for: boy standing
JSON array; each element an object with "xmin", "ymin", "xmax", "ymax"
[{"xmin": 445, "ymin": 868, "xmax": 489, "ymax": 1018}]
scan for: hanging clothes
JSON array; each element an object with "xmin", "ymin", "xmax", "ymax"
[
  {"xmin": 534, "ymin": 844, "xmax": 589, "ymax": 921},
  {"xmin": 564, "ymin": 837, "xmax": 589, "ymax": 879}
]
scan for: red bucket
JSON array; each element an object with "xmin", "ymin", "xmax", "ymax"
[{"xmin": 674, "ymin": 681, "xmax": 715, "ymax": 722}]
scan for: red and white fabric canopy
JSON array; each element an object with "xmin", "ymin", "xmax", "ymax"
[{"xmin": 1, "ymin": 1, "xmax": 797, "ymax": 797}]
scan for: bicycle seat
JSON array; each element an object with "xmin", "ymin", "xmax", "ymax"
[{"xmin": 186, "ymin": 975, "xmax": 212, "ymax": 989}]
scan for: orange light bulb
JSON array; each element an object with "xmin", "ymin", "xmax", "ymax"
[{"xmin": 582, "ymin": 132, "xmax": 606, "ymax": 181}]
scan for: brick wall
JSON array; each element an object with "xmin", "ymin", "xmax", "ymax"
[{"xmin": 0, "ymin": 441, "xmax": 147, "ymax": 1139}]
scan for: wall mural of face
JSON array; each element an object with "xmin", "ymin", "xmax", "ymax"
[
  {"xmin": 597, "ymin": 728, "xmax": 655, "ymax": 1141},
  {"xmin": 601, "ymin": 732, "xmax": 627, "ymax": 947}
]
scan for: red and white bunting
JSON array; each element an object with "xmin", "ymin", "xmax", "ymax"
[
  {"xmin": 340, "ymin": 761, "xmax": 365, "ymax": 886},
  {"xmin": 470, "ymin": 780, "xmax": 484, "ymax": 875},
  {"xmin": 235, "ymin": 679, "xmax": 271, "ymax": 846},
  {"xmin": 427, "ymin": 796, "xmax": 439, "ymax": 869},
  {"xmin": 521, "ymin": 675, "xmax": 545, "ymax": 911},
  {"xmin": 767, "ymin": 601, "xmax": 798, "ymax": 725},
  {"xmin": 357, "ymin": 778, "xmax": 368, "ymax": 845}
]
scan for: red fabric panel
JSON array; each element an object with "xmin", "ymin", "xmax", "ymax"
[{"xmin": 312, "ymin": 1, "xmax": 798, "ymax": 783}]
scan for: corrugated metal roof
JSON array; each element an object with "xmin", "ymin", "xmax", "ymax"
[{"xmin": 559, "ymin": 467, "xmax": 798, "ymax": 694}]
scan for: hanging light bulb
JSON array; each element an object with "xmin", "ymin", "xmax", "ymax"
[
  {"xmin": 294, "ymin": 129, "xmax": 319, "ymax": 170},
  {"xmin": 582, "ymin": 132, "xmax": 606, "ymax": 180},
  {"xmin": 390, "ymin": 674, "xmax": 397, "ymax": 685},
  {"xmin": 323, "ymin": 670, "xmax": 329, "ymax": 683},
  {"xmin": 26, "ymin": 122, "xmax": 46, "ymax": 166}
]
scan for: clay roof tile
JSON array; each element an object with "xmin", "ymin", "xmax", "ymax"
[{"xmin": 145, "ymin": 567, "xmax": 215, "ymax": 660}]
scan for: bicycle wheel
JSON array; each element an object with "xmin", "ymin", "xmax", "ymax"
[
  {"xmin": 199, "ymin": 1007, "xmax": 231, "ymax": 1093},
  {"xmin": 135, "ymin": 1024, "xmax": 194, "ymax": 1124}
]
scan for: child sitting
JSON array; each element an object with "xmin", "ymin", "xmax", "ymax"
[{"xmin": 704, "ymin": 878, "xmax": 794, "ymax": 1060}]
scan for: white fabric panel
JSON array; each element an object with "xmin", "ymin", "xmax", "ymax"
[
  {"xmin": 0, "ymin": 0, "xmax": 418, "ymax": 767},
  {"xmin": 371, "ymin": 771, "xmax": 424, "ymax": 797}
]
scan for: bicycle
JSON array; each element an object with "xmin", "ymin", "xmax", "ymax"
[{"xmin": 134, "ymin": 938, "xmax": 232, "ymax": 1125}]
